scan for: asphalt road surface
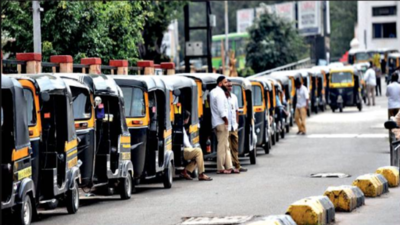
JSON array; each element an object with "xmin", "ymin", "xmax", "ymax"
[{"xmin": 31, "ymin": 86, "xmax": 399, "ymax": 225}]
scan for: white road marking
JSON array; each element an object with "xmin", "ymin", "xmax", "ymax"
[{"xmin": 286, "ymin": 134, "xmax": 388, "ymax": 138}]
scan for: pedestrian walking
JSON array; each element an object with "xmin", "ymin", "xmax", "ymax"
[
  {"xmin": 209, "ymin": 76, "xmax": 238, "ymax": 174},
  {"xmin": 294, "ymin": 78, "xmax": 309, "ymax": 135},
  {"xmin": 226, "ymin": 80, "xmax": 247, "ymax": 172},
  {"xmin": 386, "ymin": 73, "xmax": 400, "ymax": 118},
  {"xmin": 374, "ymin": 64, "xmax": 382, "ymax": 96},
  {"xmin": 180, "ymin": 110, "xmax": 212, "ymax": 181},
  {"xmin": 364, "ymin": 62, "xmax": 377, "ymax": 106}
]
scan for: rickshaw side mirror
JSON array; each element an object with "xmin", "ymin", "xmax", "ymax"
[
  {"xmin": 40, "ymin": 92, "xmax": 50, "ymax": 102},
  {"xmin": 173, "ymin": 89, "xmax": 181, "ymax": 97},
  {"xmin": 384, "ymin": 120, "xmax": 398, "ymax": 130}
]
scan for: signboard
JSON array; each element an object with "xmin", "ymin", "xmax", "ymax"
[
  {"xmin": 298, "ymin": 1, "xmax": 321, "ymax": 36},
  {"xmin": 274, "ymin": 2, "xmax": 295, "ymax": 22},
  {"xmin": 237, "ymin": 9, "xmax": 255, "ymax": 33}
]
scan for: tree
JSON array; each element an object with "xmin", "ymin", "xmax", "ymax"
[
  {"xmin": 246, "ymin": 12, "xmax": 308, "ymax": 74},
  {"xmin": 330, "ymin": 1, "xmax": 357, "ymax": 59}
]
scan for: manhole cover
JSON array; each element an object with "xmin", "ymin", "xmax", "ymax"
[{"xmin": 310, "ymin": 173, "xmax": 351, "ymax": 178}]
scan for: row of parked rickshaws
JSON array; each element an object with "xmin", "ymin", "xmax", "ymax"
[{"xmin": 2, "ymin": 65, "xmax": 364, "ymax": 224}]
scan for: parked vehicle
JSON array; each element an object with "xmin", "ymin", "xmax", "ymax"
[
  {"xmin": 10, "ymin": 74, "xmax": 80, "ymax": 215},
  {"xmin": 2, "ymin": 76, "xmax": 34, "ymax": 225},
  {"xmin": 329, "ymin": 66, "xmax": 363, "ymax": 112},
  {"xmin": 348, "ymin": 49, "xmax": 370, "ymax": 65},
  {"xmin": 387, "ymin": 53, "xmax": 400, "ymax": 83},
  {"xmin": 113, "ymin": 75, "xmax": 175, "ymax": 188},
  {"xmin": 59, "ymin": 74, "xmax": 134, "ymax": 199}
]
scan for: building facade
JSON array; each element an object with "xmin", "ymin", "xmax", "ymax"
[{"xmin": 357, "ymin": 1, "xmax": 400, "ymax": 51}]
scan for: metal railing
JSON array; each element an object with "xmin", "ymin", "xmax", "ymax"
[{"xmin": 250, "ymin": 58, "xmax": 313, "ymax": 77}]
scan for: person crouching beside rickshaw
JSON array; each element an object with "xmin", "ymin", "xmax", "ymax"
[{"xmin": 180, "ymin": 110, "xmax": 213, "ymax": 181}]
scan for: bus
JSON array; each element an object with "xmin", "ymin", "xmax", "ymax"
[{"xmin": 212, "ymin": 32, "xmax": 250, "ymax": 71}]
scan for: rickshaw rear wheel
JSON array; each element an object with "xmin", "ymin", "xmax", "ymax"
[
  {"xmin": 15, "ymin": 194, "xmax": 33, "ymax": 225},
  {"xmin": 119, "ymin": 173, "xmax": 132, "ymax": 200},
  {"xmin": 280, "ymin": 129, "xmax": 285, "ymax": 139},
  {"xmin": 286, "ymin": 125, "xmax": 290, "ymax": 133},
  {"xmin": 263, "ymin": 143, "xmax": 270, "ymax": 154},
  {"xmin": 163, "ymin": 161, "xmax": 173, "ymax": 189},
  {"xmin": 249, "ymin": 149, "xmax": 256, "ymax": 165},
  {"xmin": 275, "ymin": 131, "xmax": 280, "ymax": 142},
  {"xmin": 271, "ymin": 133, "xmax": 276, "ymax": 146},
  {"xmin": 66, "ymin": 180, "xmax": 79, "ymax": 214}
]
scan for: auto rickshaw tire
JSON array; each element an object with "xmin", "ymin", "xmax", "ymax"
[
  {"xmin": 276, "ymin": 131, "xmax": 279, "ymax": 142},
  {"xmin": 286, "ymin": 125, "xmax": 290, "ymax": 133},
  {"xmin": 191, "ymin": 167, "xmax": 199, "ymax": 179},
  {"xmin": 250, "ymin": 149, "xmax": 256, "ymax": 165},
  {"xmin": 119, "ymin": 174, "xmax": 132, "ymax": 200},
  {"xmin": 263, "ymin": 142, "xmax": 270, "ymax": 154},
  {"xmin": 280, "ymin": 129, "xmax": 285, "ymax": 139},
  {"xmin": 163, "ymin": 161, "xmax": 173, "ymax": 189},
  {"xmin": 271, "ymin": 133, "xmax": 276, "ymax": 146},
  {"xmin": 66, "ymin": 180, "xmax": 79, "ymax": 214},
  {"xmin": 43, "ymin": 199, "xmax": 58, "ymax": 210},
  {"xmin": 339, "ymin": 105, "xmax": 343, "ymax": 113},
  {"xmin": 332, "ymin": 108, "xmax": 336, "ymax": 113},
  {"xmin": 14, "ymin": 194, "xmax": 33, "ymax": 225}
]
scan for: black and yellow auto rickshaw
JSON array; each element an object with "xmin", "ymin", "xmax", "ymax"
[
  {"xmin": 113, "ymin": 75, "xmax": 175, "ymax": 188},
  {"xmin": 388, "ymin": 53, "xmax": 400, "ymax": 81},
  {"xmin": 177, "ymin": 73, "xmax": 218, "ymax": 159},
  {"xmin": 313, "ymin": 65, "xmax": 331, "ymax": 108},
  {"xmin": 348, "ymin": 49, "xmax": 370, "ymax": 65},
  {"xmin": 269, "ymin": 72, "xmax": 295, "ymax": 132},
  {"xmin": 229, "ymin": 77, "xmax": 257, "ymax": 164},
  {"xmin": 58, "ymin": 74, "xmax": 134, "ymax": 199},
  {"xmin": 265, "ymin": 78, "xmax": 286, "ymax": 139},
  {"xmin": 157, "ymin": 76, "xmax": 200, "ymax": 173},
  {"xmin": 352, "ymin": 63, "xmax": 369, "ymax": 104},
  {"xmin": 2, "ymin": 76, "xmax": 34, "ymax": 225},
  {"xmin": 329, "ymin": 66, "xmax": 363, "ymax": 112},
  {"xmin": 10, "ymin": 74, "xmax": 80, "ymax": 214},
  {"xmin": 248, "ymin": 77, "xmax": 272, "ymax": 154}
]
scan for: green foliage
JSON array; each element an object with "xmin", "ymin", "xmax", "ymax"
[
  {"xmin": 1, "ymin": 1, "xmax": 185, "ymax": 64},
  {"xmin": 246, "ymin": 12, "xmax": 308, "ymax": 73},
  {"xmin": 330, "ymin": 1, "xmax": 357, "ymax": 58}
]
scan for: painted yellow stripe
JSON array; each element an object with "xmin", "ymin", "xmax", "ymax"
[
  {"xmin": 67, "ymin": 149, "xmax": 77, "ymax": 158},
  {"xmin": 192, "ymin": 136, "xmax": 199, "ymax": 144},
  {"xmin": 65, "ymin": 139, "xmax": 78, "ymax": 152},
  {"xmin": 18, "ymin": 166, "xmax": 32, "ymax": 180},
  {"xmin": 12, "ymin": 147, "xmax": 29, "ymax": 161},
  {"xmin": 121, "ymin": 135, "xmax": 130, "ymax": 144},
  {"xmin": 164, "ymin": 129, "xmax": 172, "ymax": 138},
  {"xmin": 122, "ymin": 144, "xmax": 130, "ymax": 148},
  {"xmin": 67, "ymin": 157, "xmax": 78, "ymax": 169},
  {"xmin": 189, "ymin": 124, "xmax": 199, "ymax": 133}
]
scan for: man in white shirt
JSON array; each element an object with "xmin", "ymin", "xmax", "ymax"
[
  {"xmin": 386, "ymin": 73, "xmax": 400, "ymax": 118},
  {"xmin": 295, "ymin": 78, "xmax": 309, "ymax": 135},
  {"xmin": 209, "ymin": 76, "xmax": 235, "ymax": 174},
  {"xmin": 226, "ymin": 80, "xmax": 247, "ymax": 172},
  {"xmin": 180, "ymin": 110, "xmax": 212, "ymax": 181},
  {"xmin": 364, "ymin": 62, "xmax": 377, "ymax": 106}
]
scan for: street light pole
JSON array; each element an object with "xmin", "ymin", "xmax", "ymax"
[
  {"xmin": 32, "ymin": 1, "xmax": 42, "ymax": 53},
  {"xmin": 224, "ymin": 1, "xmax": 229, "ymax": 72}
]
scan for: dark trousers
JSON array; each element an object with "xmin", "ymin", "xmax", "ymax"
[{"xmin": 376, "ymin": 77, "xmax": 382, "ymax": 96}]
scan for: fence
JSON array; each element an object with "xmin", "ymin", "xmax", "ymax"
[{"xmin": 250, "ymin": 58, "xmax": 313, "ymax": 77}]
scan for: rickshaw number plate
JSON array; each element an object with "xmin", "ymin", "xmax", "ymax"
[{"xmin": 181, "ymin": 216, "xmax": 254, "ymax": 225}]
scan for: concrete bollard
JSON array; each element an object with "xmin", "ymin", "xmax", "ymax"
[
  {"xmin": 137, "ymin": 60, "xmax": 154, "ymax": 75},
  {"xmin": 110, "ymin": 60, "xmax": 128, "ymax": 75},
  {"xmin": 376, "ymin": 166, "xmax": 400, "ymax": 187},
  {"xmin": 161, "ymin": 62, "xmax": 175, "ymax": 75},
  {"xmin": 352, "ymin": 174, "xmax": 388, "ymax": 197},
  {"xmin": 81, "ymin": 57, "xmax": 102, "ymax": 74},
  {"xmin": 324, "ymin": 186, "xmax": 358, "ymax": 212},
  {"xmin": 50, "ymin": 55, "xmax": 73, "ymax": 73},
  {"xmin": 16, "ymin": 53, "xmax": 42, "ymax": 74}
]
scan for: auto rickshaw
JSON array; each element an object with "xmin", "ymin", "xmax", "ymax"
[
  {"xmin": 157, "ymin": 76, "xmax": 201, "ymax": 173},
  {"xmin": 9, "ymin": 74, "xmax": 80, "ymax": 214},
  {"xmin": 312, "ymin": 66, "xmax": 329, "ymax": 111},
  {"xmin": 329, "ymin": 66, "xmax": 363, "ymax": 112},
  {"xmin": 113, "ymin": 75, "xmax": 175, "ymax": 188},
  {"xmin": 309, "ymin": 68, "xmax": 328, "ymax": 113},
  {"xmin": 348, "ymin": 49, "xmax": 370, "ymax": 65},
  {"xmin": 176, "ymin": 73, "xmax": 219, "ymax": 159},
  {"xmin": 247, "ymin": 78, "xmax": 272, "ymax": 154},
  {"xmin": 265, "ymin": 78, "xmax": 286, "ymax": 139},
  {"xmin": 296, "ymin": 69, "xmax": 313, "ymax": 117},
  {"xmin": 269, "ymin": 72, "xmax": 295, "ymax": 132},
  {"xmin": 388, "ymin": 53, "xmax": 400, "ymax": 82},
  {"xmin": 58, "ymin": 73, "xmax": 134, "ymax": 199},
  {"xmin": 229, "ymin": 77, "xmax": 257, "ymax": 164},
  {"xmin": 2, "ymin": 76, "xmax": 34, "ymax": 225}
]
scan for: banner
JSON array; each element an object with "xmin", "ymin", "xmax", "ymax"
[
  {"xmin": 298, "ymin": 1, "xmax": 321, "ymax": 36},
  {"xmin": 237, "ymin": 9, "xmax": 255, "ymax": 33},
  {"xmin": 274, "ymin": 2, "xmax": 295, "ymax": 22}
]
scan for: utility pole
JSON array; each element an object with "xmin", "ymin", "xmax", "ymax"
[
  {"xmin": 32, "ymin": 1, "xmax": 42, "ymax": 53},
  {"xmin": 224, "ymin": 1, "xmax": 229, "ymax": 71}
]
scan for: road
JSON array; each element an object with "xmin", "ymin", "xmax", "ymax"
[{"xmin": 32, "ymin": 88, "xmax": 399, "ymax": 225}]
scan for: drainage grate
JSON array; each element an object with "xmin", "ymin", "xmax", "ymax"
[{"xmin": 310, "ymin": 173, "xmax": 351, "ymax": 178}]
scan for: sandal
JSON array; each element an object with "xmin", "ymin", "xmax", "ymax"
[
  {"xmin": 180, "ymin": 171, "xmax": 193, "ymax": 180},
  {"xmin": 230, "ymin": 169, "xmax": 240, "ymax": 174},
  {"xmin": 217, "ymin": 170, "xmax": 231, "ymax": 174},
  {"xmin": 199, "ymin": 174, "xmax": 213, "ymax": 181}
]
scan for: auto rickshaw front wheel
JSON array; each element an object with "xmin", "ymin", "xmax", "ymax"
[
  {"xmin": 250, "ymin": 149, "xmax": 256, "ymax": 165},
  {"xmin": 14, "ymin": 194, "xmax": 33, "ymax": 225},
  {"xmin": 271, "ymin": 133, "xmax": 276, "ymax": 146},
  {"xmin": 119, "ymin": 174, "xmax": 133, "ymax": 200},
  {"xmin": 163, "ymin": 161, "xmax": 173, "ymax": 189},
  {"xmin": 66, "ymin": 180, "xmax": 79, "ymax": 214}
]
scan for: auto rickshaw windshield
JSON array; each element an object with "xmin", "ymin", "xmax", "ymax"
[
  {"xmin": 355, "ymin": 52, "xmax": 370, "ymax": 61},
  {"xmin": 71, "ymin": 87, "xmax": 92, "ymax": 120},
  {"xmin": 331, "ymin": 72, "xmax": 353, "ymax": 84},
  {"xmin": 121, "ymin": 87, "xmax": 146, "ymax": 118},
  {"xmin": 232, "ymin": 85, "xmax": 244, "ymax": 108}
]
